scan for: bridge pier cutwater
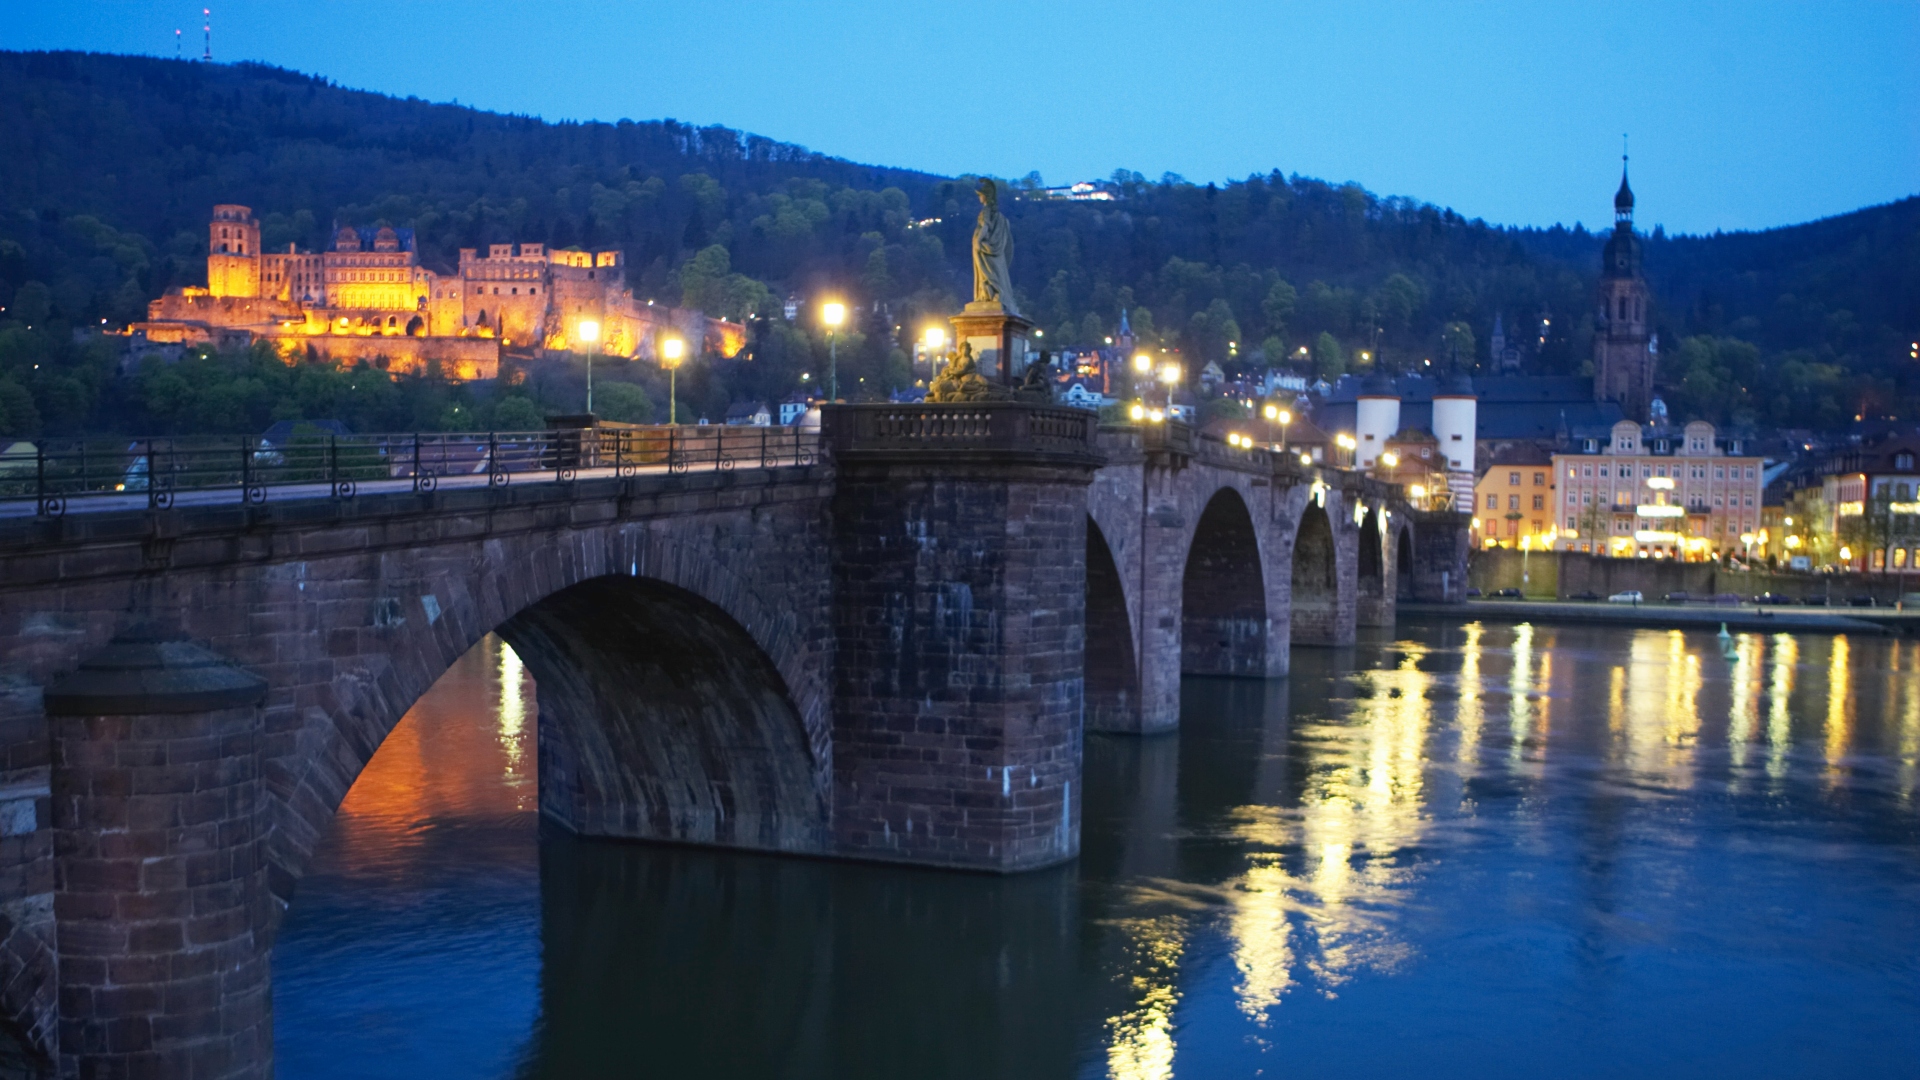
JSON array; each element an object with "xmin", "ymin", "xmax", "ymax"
[{"xmin": 0, "ymin": 403, "xmax": 1466, "ymax": 1077}]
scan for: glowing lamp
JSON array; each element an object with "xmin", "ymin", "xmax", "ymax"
[
  {"xmin": 1158, "ymin": 364, "xmax": 1180, "ymax": 385},
  {"xmin": 822, "ymin": 302, "xmax": 846, "ymax": 328},
  {"xmin": 1133, "ymin": 353, "xmax": 1153, "ymax": 374},
  {"xmin": 1129, "ymin": 403, "xmax": 1146, "ymax": 421},
  {"xmin": 577, "ymin": 319, "xmax": 600, "ymax": 344},
  {"xmin": 1410, "ymin": 484, "xmax": 1426, "ymax": 498},
  {"xmin": 923, "ymin": 326, "xmax": 947, "ymax": 349},
  {"xmin": 661, "ymin": 337, "xmax": 686, "ymax": 365}
]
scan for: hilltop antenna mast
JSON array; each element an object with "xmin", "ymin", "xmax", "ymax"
[
  {"xmin": 175, "ymin": 29, "xmax": 182, "ymax": 58},
  {"xmin": 203, "ymin": 8, "xmax": 211, "ymax": 61}
]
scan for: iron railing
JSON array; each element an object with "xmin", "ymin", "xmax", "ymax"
[{"xmin": 1, "ymin": 426, "xmax": 819, "ymax": 517}]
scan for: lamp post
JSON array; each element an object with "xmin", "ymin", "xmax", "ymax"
[
  {"xmin": 1335, "ymin": 432, "xmax": 1356, "ymax": 467},
  {"xmin": 822, "ymin": 301, "xmax": 846, "ymax": 402},
  {"xmin": 1264, "ymin": 402, "xmax": 1292, "ymax": 452},
  {"xmin": 578, "ymin": 319, "xmax": 600, "ymax": 415},
  {"xmin": 1158, "ymin": 362, "xmax": 1181, "ymax": 417},
  {"xmin": 660, "ymin": 336, "xmax": 686, "ymax": 426}
]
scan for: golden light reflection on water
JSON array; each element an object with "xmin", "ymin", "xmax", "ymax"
[
  {"xmin": 499, "ymin": 641, "xmax": 529, "ymax": 775},
  {"xmin": 1454, "ymin": 623, "xmax": 1485, "ymax": 780},
  {"xmin": 1826, "ymin": 637, "xmax": 1853, "ymax": 785},
  {"xmin": 1767, "ymin": 634, "xmax": 1798, "ymax": 783},
  {"xmin": 1901, "ymin": 643, "xmax": 1920, "ymax": 803},
  {"xmin": 1507, "ymin": 623, "xmax": 1534, "ymax": 764},
  {"xmin": 1104, "ymin": 916, "xmax": 1184, "ymax": 1080},
  {"xmin": 1727, "ymin": 633, "xmax": 1763, "ymax": 786},
  {"xmin": 1093, "ymin": 620, "xmax": 1920, "ymax": 1078},
  {"xmin": 1198, "ymin": 644, "xmax": 1430, "ymax": 1038}
]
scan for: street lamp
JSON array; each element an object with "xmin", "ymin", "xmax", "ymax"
[
  {"xmin": 1335, "ymin": 432, "xmax": 1356, "ymax": 466},
  {"xmin": 660, "ymin": 336, "xmax": 686, "ymax": 426},
  {"xmin": 1158, "ymin": 362, "xmax": 1180, "ymax": 415},
  {"xmin": 822, "ymin": 301, "xmax": 847, "ymax": 401},
  {"xmin": 578, "ymin": 319, "xmax": 600, "ymax": 415},
  {"xmin": 1264, "ymin": 402, "xmax": 1293, "ymax": 452}
]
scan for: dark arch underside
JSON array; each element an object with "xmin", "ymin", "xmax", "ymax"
[
  {"xmin": 500, "ymin": 574, "xmax": 827, "ymax": 854},
  {"xmin": 1396, "ymin": 528, "xmax": 1416, "ymax": 600},
  {"xmin": 1085, "ymin": 518, "xmax": 1140, "ymax": 729},
  {"xmin": 1291, "ymin": 503, "xmax": 1338, "ymax": 643},
  {"xmin": 1182, "ymin": 490, "xmax": 1268, "ymax": 676}
]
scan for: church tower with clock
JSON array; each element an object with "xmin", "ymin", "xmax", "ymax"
[{"xmin": 1593, "ymin": 162, "xmax": 1656, "ymax": 421}]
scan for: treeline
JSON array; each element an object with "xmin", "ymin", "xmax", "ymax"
[{"xmin": 0, "ymin": 50, "xmax": 1913, "ymax": 438}]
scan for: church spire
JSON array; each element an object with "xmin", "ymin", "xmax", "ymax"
[{"xmin": 1614, "ymin": 136, "xmax": 1634, "ymax": 224}]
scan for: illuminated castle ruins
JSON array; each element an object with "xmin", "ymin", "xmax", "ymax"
[{"xmin": 136, "ymin": 205, "xmax": 746, "ymax": 379}]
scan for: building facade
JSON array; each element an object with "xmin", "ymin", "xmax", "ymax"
[
  {"xmin": 137, "ymin": 204, "xmax": 746, "ymax": 380},
  {"xmin": 1554, "ymin": 419, "xmax": 1765, "ymax": 560},
  {"xmin": 1473, "ymin": 445, "xmax": 1557, "ymax": 548}
]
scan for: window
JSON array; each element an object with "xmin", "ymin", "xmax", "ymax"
[
  {"xmin": 1715, "ymin": 467, "xmax": 1725, "ymax": 479},
  {"xmin": 1642, "ymin": 466, "xmax": 1652, "ymax": 478},
  {"xmin": 1534, "ymin": 472, "xmax": 1546, "ymax": 486},
  {"xmin": 1897, "ymin": 548, "xmax": 1910, "ymax": 570},
  {"xmin": 1532, "ymin": 495, "xmax": 1544, "ymax": 510},
  {"xmin": 1487, "ymin": 494, "xmax": 1499, "ymax": 510},
  {"xmin": 1566, "ymin": 516, "xmax": 1576, "ymax": 530},
  {"xmin": 1567, "ymin": 467, "xmax": 1577, "ymax": 479},
  {"xmin": 1582, "ymin": 466, "xmax": 1593, "ymax": 477},
  {"xmin": 1745, "ymin": 467, "xmax": 1755, "ymax": 479},
  {"xmin": 1509, "ymin": 472, "xmax": 1521, "ymax": 486},
  {"xmin": 1508, "ymin": 495, "xmax": 1520, "ymax": 511},
  {"xmin": 1599, "ymin": 466, "xmax": 1610, "ymax": 478},
  {"xmin": 1899, "ymin": 453, "xmax": 1915, "ymax": 471},
  {"xmin": 1656, "ymin": 465, "xmax": 1667, "ymax": 477},
  {"xmin": 1583, "ymin": 493, "xmax": 1592, "ymax": 505}
]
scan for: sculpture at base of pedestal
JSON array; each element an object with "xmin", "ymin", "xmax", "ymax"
[{"xmin": 927, "ymin": 342, "xmax": 1004, "ymax": 403}]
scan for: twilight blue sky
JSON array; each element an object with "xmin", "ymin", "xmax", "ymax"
[{"xmin": 6, "ymin": 1, "xmax": 1915, "ymax": 235}]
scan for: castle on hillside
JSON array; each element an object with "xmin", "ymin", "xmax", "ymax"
[{"xmin": 134, "ymin": 205, "xmax": 746, "ymax": 379}]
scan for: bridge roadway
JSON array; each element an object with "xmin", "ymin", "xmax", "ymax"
[{"xmin": 0, "ymin": 403, "xmax": 1469, "ymax": 1078}]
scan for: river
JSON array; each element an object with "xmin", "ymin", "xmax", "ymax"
[{"xmin": 273, "ymin": 619, "xmax": 1920, "ymax": 1078}]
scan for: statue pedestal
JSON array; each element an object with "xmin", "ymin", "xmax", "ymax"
[{"xmin": 950, "ymin": 304, "xmax": 1035, "ymax": 387}]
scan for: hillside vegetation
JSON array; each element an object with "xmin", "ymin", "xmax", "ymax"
[{"xmin": 0, "ymin": 50, "xmax": 1913, "ymax": 437}]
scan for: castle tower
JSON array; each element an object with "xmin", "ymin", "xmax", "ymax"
[
  {"xmin": 1354, "ymin": 374, "xmax": 1401, "ymax": 469},
  {"xmin": 1431, "ymin": 373, "xmax": 1478, "ymax": 507},
  {"xmin": 1593, "ymin": 161, "xmax": 1654, "ymax": 420},
  {"xmin": 206, "ymin": 204, "xmax": 260, "ymax": 298}
]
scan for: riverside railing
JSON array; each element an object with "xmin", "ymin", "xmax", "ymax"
[{"xmin": 3, "ymin": 426, "xmax": 820, "ymax": 516}]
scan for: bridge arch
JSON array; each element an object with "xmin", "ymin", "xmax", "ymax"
[
  {"xmin": 1290, "ymin": 501, "xmax": 1339, "ymax": 644},
  {"xmin": 1395, "ymin": 523, "xmax": 1416, "ymax": 600},
  {"xmin": 266, "ymin": 524, "xmax": 832, "ymax": 914},
  {"xmin": 1085, "ymin": 517, "xmax": 1141, "ymax": 730},
  {"xmin": 1356, "ymin": 507, "xmax": 1392, "ymax": 627},
  {"xmin": 1181, "ymin": 487, "xmax": 1269, "ymax": 676}
]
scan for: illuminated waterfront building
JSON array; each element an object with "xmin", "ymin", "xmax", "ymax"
[{"xmin": 1553, "ymin": 418, "xmax": 1765, "ymax": 560}]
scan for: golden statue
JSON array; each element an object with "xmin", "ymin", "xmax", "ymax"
[
  {"xmin": 971, "ymin": 179, "xmax": 1017, "ymax": 314},
  {"xmin": 927, "ymin": 342, "xmax": 995, "ymax": 402}
]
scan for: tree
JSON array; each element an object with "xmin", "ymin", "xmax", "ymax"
[
  {"xmin": 488, "ymin": 395, "xmax": 545, "ymax": 430},
  {"xmin": 1260, "ymin": 279, "xmax": 1296, "ymax": 339},
  {"xmin": 1313, "ymin": 332, "xmax": 1346, "ymax": 380},
  {"xmin": 593, "ymin": 382, "xmax": 655, "ymax": 424}
]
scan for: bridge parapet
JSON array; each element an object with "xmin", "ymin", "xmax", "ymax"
[{"xmin": 822, "ymin": 402, "xmax": 1102, "ymax": 467}]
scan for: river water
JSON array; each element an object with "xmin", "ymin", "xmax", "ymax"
[{"xmin": 273, "ymin": 619, "xmax": 1920, "ymax": 1079}]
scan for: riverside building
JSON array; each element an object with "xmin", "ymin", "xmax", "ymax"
[{"xmin": 1554, "ymin": 419, "xmax": 1765, "ymax": 560}]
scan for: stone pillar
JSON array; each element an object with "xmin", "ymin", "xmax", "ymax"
[
  {"xmin": 1409, "ymin": 509, "xmax": 1474, "ymax": 602},
  {"xmin": 1131, "ymin": 431, "xmax": 1198, "ymax": 735},
  {"xmin": 44, "ymin": 627, "xmax": 271, "ymax": 1080},
  {"xmin": 825, "ymin": 404, "xmax": 1103, "ymax": 872}
]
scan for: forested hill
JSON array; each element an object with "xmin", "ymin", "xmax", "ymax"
[{"xmin": 1, "ymin": 49, "xmax": 1914, "ymax": 439}]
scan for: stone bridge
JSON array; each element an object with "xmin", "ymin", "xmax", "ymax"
[{"xmin": 0, "ymin": 404, "xmax": 1467, "ymax": 1078}]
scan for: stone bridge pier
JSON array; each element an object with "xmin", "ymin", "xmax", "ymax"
[
  {"xmin": 0, "ymin": 403, "xmax": 1466, "ymax": 1077},
  {"xmin": 1082, "ymin": 424, "xmax": 1466, "ymax": 734}
]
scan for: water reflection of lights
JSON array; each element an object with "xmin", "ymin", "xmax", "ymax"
[
  {"xmin": 496, "ymin": 639, "xmax": 533, "ymax": 799},
  {"xmin": 1454, "ymin": 623, "xmax": 1485, "ymax": 780},
  {"xmin": 1613, "ymin": 630, "xmax": 1701, "ymax": 789},
  {"xmin": 1766, "ymin": 634, "xmax": 1797, "ymax": 784},
  {"xmin": 1214, "ymin": 644, "xmax": 1430, "ymax": 1026},
  {"xmin": 1826, "ymin": 636, "xmax": 1852, "ymax": 785},
  {"xmin": 1507, "ymin": 623, "xmax": 1534, "ymax": 764},
  {"xmin": 1726, "ymin": 633, "xmax": 1761, "ymax": 783},
  {"xmin": 1105, "ymin": 916, "xmax": 1184, "ymax": 1080},
  {"xmin": 1901, "ymin": 643, "xmax": 1920, "ymax": 804}
]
